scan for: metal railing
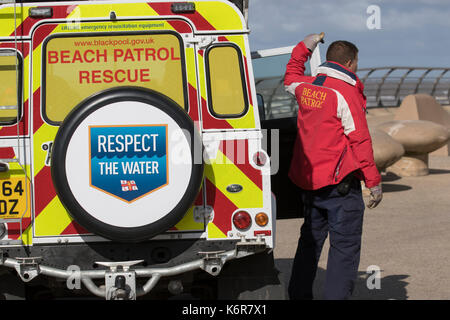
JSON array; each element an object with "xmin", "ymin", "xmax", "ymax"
[
  {"xmin": 255, "ymin": 76, "xmax": 297, "ymax": 120},
  {"xmin": 358, "ymin": 67, "xmax": 450, "ymax": 108},
  {"xmin": 254, "ymin": 67, "xmax": 450, "ymax": 120}
]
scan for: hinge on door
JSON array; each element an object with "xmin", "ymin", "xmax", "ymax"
[
  {"xmin": 193, "ymin": 206, "xmax": 213, "ymax": 223},
  {"xmin": 41, "ymin": 141, "xmax": 53, "ymax": 167},
  {"xmin": 183, "ymin": 35, "xmax": 217, "ymax": 49}
]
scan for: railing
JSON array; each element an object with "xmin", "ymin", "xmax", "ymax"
[
  {"xmin": 254, "ymin": 67, "xmax": 450, "ymax": 120},
  {"xmin": 255, "ymin": 76, "xmax": 298, "ymax": 120},
  {"xmin": 358, "ymin": 67, "xmax": 450, "ymax": 108}
]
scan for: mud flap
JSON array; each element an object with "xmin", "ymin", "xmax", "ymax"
[
  {"xmin": 0, "ymin": 271, "xmax": 26, "ymax": 300},
  {"xmin": 216, "ymin": 251, "xmax": 286, "ymax": 300}
]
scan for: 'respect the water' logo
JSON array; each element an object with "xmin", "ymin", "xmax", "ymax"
[{"xmin": 89, "ymin": 125, "xmax": 168, "ymax": 202}]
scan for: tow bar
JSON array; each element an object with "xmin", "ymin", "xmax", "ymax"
[{"xmin": 0, "ymin": 238, "xmax": 267, "ymax": 300}]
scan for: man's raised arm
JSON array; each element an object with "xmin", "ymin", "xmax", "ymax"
[{"xmin": 284, "ymin": 34, "xmax": 323, "ymax": 95}]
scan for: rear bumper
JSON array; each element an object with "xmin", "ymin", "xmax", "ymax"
[{"xmin": 0, "ymin": 237, "xmax": 269, "ymax": 299}]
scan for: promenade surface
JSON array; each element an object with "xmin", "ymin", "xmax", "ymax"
[{"xmin": 274, "ymin": 107, "xmax": 450, "ymax": 300}]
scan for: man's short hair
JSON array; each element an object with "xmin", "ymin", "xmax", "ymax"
[{"xmin": 326, "ymin": 41, "xmax": 358, "ymax": 65}]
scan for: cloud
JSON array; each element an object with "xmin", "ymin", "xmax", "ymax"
[
  {"xmin": 249, "ymin": 0, "xmax": 450, "ymax": 49},
  {"xmin": 248, "ymin": 0, "xmax": 450, "ymax": 67},
  {"xmin": 248, "ymin": 0, "xmax": 375, "ymax": 50},
  {"xmin": 381, "ymin": 7, "xmax": 450, "ymax": 30}
]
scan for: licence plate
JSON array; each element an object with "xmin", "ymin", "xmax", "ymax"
[{"xmin": 0, "ymin": 177, "xmax": 31, "ymax": 219}]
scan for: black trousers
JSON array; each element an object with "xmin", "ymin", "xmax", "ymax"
[{"xmin": 288, "ymin": 176, "xmax": 365, "ymax": 300}]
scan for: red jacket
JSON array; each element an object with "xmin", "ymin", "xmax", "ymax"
[{"xmin": 285, "ymin": 41, "xmax": 381, "ymax": 190}]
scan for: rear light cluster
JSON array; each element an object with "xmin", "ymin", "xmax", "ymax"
[
  {"xmin": 255, "ymin": 212, "xmax": 269, "ymax": 227},
  {"xmin": 232, "ymin": 211, "xmax": 269, "ymax": 232},
  {"xmin": 232, "ymin": 211, "xmax": 252, "ymax": 230}
]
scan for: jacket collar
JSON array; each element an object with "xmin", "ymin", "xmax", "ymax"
[{"xmin": 316, "ymin": 61, "xmax": 358, "ymax": 86}]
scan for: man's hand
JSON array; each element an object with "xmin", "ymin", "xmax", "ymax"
[
  {"xmin": 303, "ymin": 33, "xmax": 325, "ymax": 52},
  {"xmin": 367, "ymin": 184, "xmax": 382, "ymax": 209}
]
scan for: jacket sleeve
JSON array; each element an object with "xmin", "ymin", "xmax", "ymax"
[
  {"xmin": 284, "ymin": 41, "xmax": 315, "ymax": 95},
  {"xmin": 338, "ymin": 90, "xmax": 381, "ymax": 188}
]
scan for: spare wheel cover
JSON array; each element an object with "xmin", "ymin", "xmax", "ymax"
[{"xmin": 51, "ymin": 87, "xmax": 204, "ymax": 242}]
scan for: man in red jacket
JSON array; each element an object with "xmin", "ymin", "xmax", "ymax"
[{"xmin": 286, "ymin": 34, "xmax": 382, "ymax": 300}]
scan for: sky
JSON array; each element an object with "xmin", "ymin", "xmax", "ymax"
[{"xmin": 248, "ymin": 0, "xmax": 450, "ymax": 69}]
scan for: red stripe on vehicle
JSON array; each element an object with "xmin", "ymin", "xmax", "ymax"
[
  {"xmin": 201, "ymin": 97, "xmax": 233, "ymax": 129},
  {"xmin": 0, "ymin": 147, "xmax": 15, "ymax": 158},
  {"xmin": 32, "ymin": 24, "xmax": 58, "ymax": 49},
  {"xmin": 34, "ymin": 166, "xmax": 56, "ymax": 217},
  {"xmin": 194, "ymin": 187, "xmax": 203, "ymax": 205},
  {"xmin": 219, "ymin": 139, "xmax": 262, "ymax": 190},
  {"xmin": 146, "ymin": 2, "xmax": 194, "ymax": 32},
  {"xmin": 169, "ymin": 188, "xmax": 203, "ymax": 232},
  {"xmin": 9, "ymin": 16, "xmax": 35, "ymax": 38},
  {"xmin": 60, "ymin": 221, "xmax": 89, "ymax": 235},
  {"xmin": 148, "ymin": 2, "xmax": 216, "ymax": 31},
  {"xmin": 7, "ymin": 217, "xmax": 32, "ymax": 240},
  {"xmin": 9, "ymin": 5, "xmax": 75, "ymax": 38},
  {"xmin": 20, "ymin": 99, "xmax": 29, "ymax": 136},
  {"xmin": 205, "ymin": 179, "xmax": 236, "ymax": 235},
  {"xmin": 32, "ymin": 88, "xmax": 43, "ymax": 133},
  {"xmin": 167, "ymin": 19, "xmax": 193, "ymax": 33},
  {"xmin": 0, "ymin": 42, "xmax": 30, "ymax": 137},
  {"xmin": 188, "ymin": 83, "xmax": 200, "ymax": 125},
  {"xmin": 242, "ymin": 57, "xmax": 253, "ymax": 106},
  {"xmin": 0, "ymin": 41, "xmax": 30, "ymax": 59},
  {"xmin": 0, "ymin": 99, "xmax": 29, "ymax": 137}
]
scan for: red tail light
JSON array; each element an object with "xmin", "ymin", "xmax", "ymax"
[{"xmin": 233, "ymin": 211, "xmax": 252, "ymax": 230}]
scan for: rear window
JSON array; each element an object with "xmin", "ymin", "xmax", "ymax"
[
  {"xmin": 0, "ymin": 50, "xmax": 22, "ymax": 125},
  {"xmin": 206, "ymin": 44, "xmax": 248, "ymax": 118},
  {"xmin": 43, "ymin": 32, "xmax": 186, "ymax": 124}
]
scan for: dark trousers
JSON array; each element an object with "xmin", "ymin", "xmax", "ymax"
[{"xmin": 288, "ymin": 176, "xmax": 365, "ymax": 300}]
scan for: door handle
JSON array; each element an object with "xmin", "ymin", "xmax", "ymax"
[{"xmin": 0, "ymin": 162, "xmax": 8, "ymax": 172}]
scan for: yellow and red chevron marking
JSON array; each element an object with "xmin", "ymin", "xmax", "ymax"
[
  {"xmin": 0, "ymin": 4, "xmax": 76, "ymax": 38},
  {"xmin": 0, "ymin": 1, "xmax": 244, "ymax": 37},
  {"xmin": 3, "ymin": 0, "xmax": 248, "ymax": 238},
  {"xmin": 196, "ymin": 48, "xmax": 232, "ymax": 130},
  {"xmin": 31, "ymin": 18, "xmax": 204, "ymax": 236},
  {"xmin": 196, "ymin": 42, "xmax": 256, "ymax": 131},
  {"xmin": 205, "ymin": 139, "xmax": 263, "ymax": 238},
  {"xmin": 30, "ymin": 8, "xmax": 90, "ymax": 237},
  {"xmin": 186, "ymin": 46, "xmax": 201, "ymax": 126},
  {"xmin": 168, "ymin": 189, "xmax": 204, "ymax": 231},
  {"xmin": 33, "ymin": 164, "xmax": 89, "ymax": 237},
  {"xmin": 0, "ymin": 40, "xmax": 32, "ymax": 242},
  {"xmin": 0, "ymin": 5, "xmax": 28, "ymax": 38},
  {"xmin": 148, "ymin": 2, "xmax": 243, "ymax": 32}
]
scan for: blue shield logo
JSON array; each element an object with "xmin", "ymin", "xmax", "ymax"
[{"xmin": 89, "ymin": 125, "xmax": 168, "ymax": 202}]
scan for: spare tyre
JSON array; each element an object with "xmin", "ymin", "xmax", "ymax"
[{"xmin": 51, "ymin": 87, "xmax": 204, "ymax": 243}]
